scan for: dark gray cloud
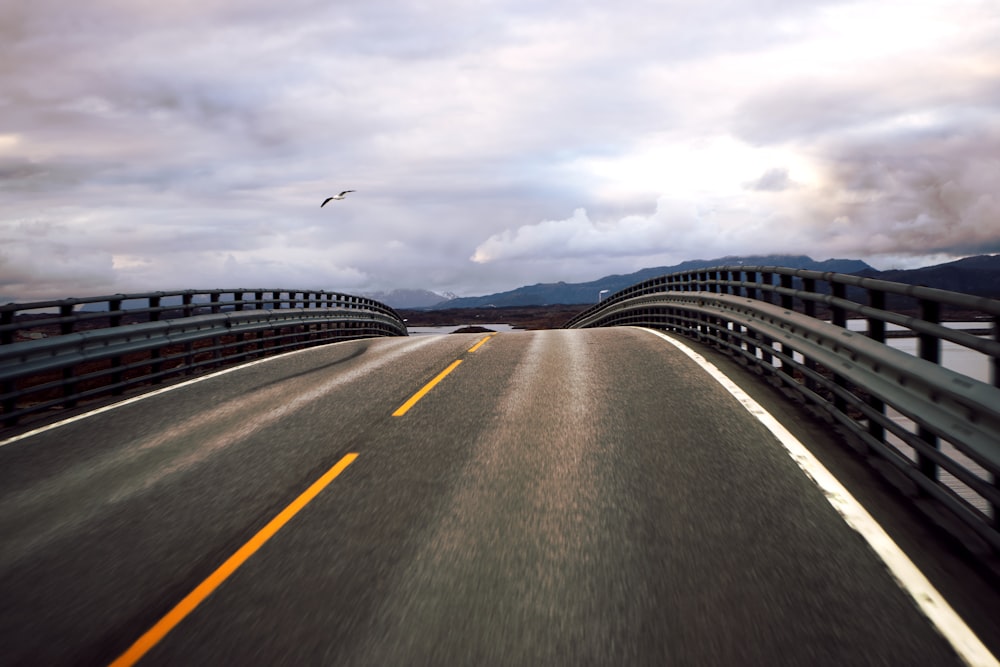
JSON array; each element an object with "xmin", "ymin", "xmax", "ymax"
[{"xmin": 747, "ymin": 168, "xmax": 794, "ymax": 192}]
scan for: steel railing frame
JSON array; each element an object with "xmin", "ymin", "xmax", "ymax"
[
  {"xmin": 1, "ymin": 289, "xmax": 407, "ymax": 427},
  {"xmin": 565, "ymin": 266, "xmax": 1000, "ymax": 555}
]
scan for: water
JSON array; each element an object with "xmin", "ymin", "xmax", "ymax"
[
  {"xmin": 840, "ymin": 320, "xmax": 996, "ymax": 518},
  {"xmin": 843, "ymin": 320, "xmax": 994, "ymax": 384},
  {"xmin": 407, "ymin": 323, "xmax": 518, "ymax": 335}
]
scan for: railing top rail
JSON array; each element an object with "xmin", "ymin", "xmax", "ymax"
[{"xmin": 2, "ymin": 288, "xmax": 390, "ymax": 311}]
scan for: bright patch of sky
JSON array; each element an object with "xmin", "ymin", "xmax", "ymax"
[{"xmin": 2, "ymin": 0, "xmax": 999, "ymax": 301}]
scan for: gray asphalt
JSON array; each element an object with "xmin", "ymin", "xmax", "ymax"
[{"xmin": 0, "ymin": 328, "xmax": 991, "ymax": 665}]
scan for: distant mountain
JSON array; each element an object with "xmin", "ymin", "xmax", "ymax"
[
  {"xmin": 431, "ymin": 255, "xmax": 874, "ymax": 308},
  {"xmin": 856, "ymin": 255, "xmax": 1000, "ymax": 298},
  {"xmin": 364, "ymin": 289, "xmax": 455, "ymax": 309}
]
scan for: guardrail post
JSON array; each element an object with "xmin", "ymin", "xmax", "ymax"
[
  {"xmin": 761, "ymin": 272, "xmax": 773, "ymax": 304},
  {"xmin": 233, "ymin": 291, "xmax": 250, "ymax": 360},
  {"xmin": 109, "ymin": 298, "xmax": 123, "ymax": 328},
  {"xmin": 744, "ymin": 270, "xmax": 757, "ymax": 300},
  {"xmin": 1, "ymin": 309, "xmax": 12, "ymax": 346},
  {"xmin": 993, "ymin": 314, "xmax": 999, "ymax": 389},
  {"xmin": 182, "ymin": 293, "xmax": 194, "ymax": 317},
  {"xmin": 780, "ymin": 274, "xmax": 794, "ymax": 310},
  {"xmin": 802, "ymin": 278, "xmax": 816, "ymax": 318},
  {"xmin": 57, "ymin": 303, "xmax": 79, "ymax": 406},
  {"xmin": 777, "ymin": 274, "xmax": 796, "ymax": 378},
  {"xmin": 866, "ymin": 289, "xmax": 887, "ymax": 447},
  {"xmin": 990, "ymin": 323, "xmax": 999, "ymax": 541},
  {"xmin": 60, "ymin": 303, "xmax": 75, "ymax": 336},
  {"xmin": 752, "ymin": 273, "xmax": 776, "ymax": 367},
  {"xmin": 148, "ymin": 296, "xmax": 163, "ymax": 383},
  {"xmin": 109, "ymin": 298, "xmax": 124, "ymax": 393},
  {"xmin": 800, "ymin": 277, "xmax": 818, "ymax": 392},
  {"xmin": 916, "ymin": 298, "xmax": 942, "ymax": 482},
  {"xmin": 830, "ymin": 281, "xmax": 848, "ymax": 413},
  {"xmin": 740, "ymin": 272, "xmax": 757, "ymax": 358}
]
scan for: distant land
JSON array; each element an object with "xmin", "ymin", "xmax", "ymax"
[
  {"xmin": 373, "ymin": 254, "xmax": 1000, "ymax": 309},
  {"xmin": 361, "ymin": 289, "xmax": 458, "ymax": 309},
  {"xmin": 855, "ymin": 255, "xmax": 1000, "ymax": 297}
]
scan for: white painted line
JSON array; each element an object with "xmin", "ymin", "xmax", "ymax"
[
  {"xmin": 642, "ymin": 327, "xmax": 998, "ymax": 667},
  {"xmin": 0, "ymin": 340, "xmax": 358, "ymax": 449}
]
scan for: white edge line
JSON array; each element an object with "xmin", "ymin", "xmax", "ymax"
[
  {"xmin": 0, "ymin": 339, "xmax": 358, "ymax": 449},
  {"xmin": 641, "ymin": 327, "xmax": 998, "ymax": 667}
]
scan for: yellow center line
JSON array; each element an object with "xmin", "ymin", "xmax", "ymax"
[
  {"xmin": 109, "ymin": 453, "xmax": 359, "ymax": 667},
  {"xmin": 467, "ymin": 333, "xmax": 496, "ymax": 353},
  {"xmin": 392, "ymin": 359, "xmax": 463, "ymax": 417},
  {"xmin": 393, "ymin": 332, "xmax": 497, "ymax": 417}
]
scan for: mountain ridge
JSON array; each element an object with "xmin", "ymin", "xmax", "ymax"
[
  {"xmin": 428, "ymin": 255, "xmax": 875, "ymax": 309},
  {"xmin": 421, "ymin": 254, "xmax": 1000, "ymax": 309}
]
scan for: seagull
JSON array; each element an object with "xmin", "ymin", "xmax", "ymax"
[{"xmin": 321, "ymin": 190, "xmax": 355, "ymax": 207}]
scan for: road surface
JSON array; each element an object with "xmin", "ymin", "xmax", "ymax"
[{"xmin": 0, "ymin": 328, "xmax": 995, "ymax": 665}]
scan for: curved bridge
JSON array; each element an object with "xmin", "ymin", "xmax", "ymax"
[
  {"xmin": 0, "ymin": 272, "xmax": 998, "ymax": 666},
  {"xmin": 566, "ymin": 265, "xmax": 1000, "ymax": 556}
]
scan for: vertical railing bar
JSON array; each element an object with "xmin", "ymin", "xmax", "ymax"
[
  {"xmin": 109, "ymin": 297, "xmax": 124, "ymax": 393},
  {"xmin": 992, "ymin": 314, "xmax": 999, "ymax": 390},
  {"xmin": 802, "ymin": 278, "xmax": 816, "ymax": 319},
  {"xmin": 60, "ymin": 302, "xmax": 75, "ymax": 336},
  {"xmin": 867, "ymin": 288, "xmax": 887, "ymax": 448},
  {"xmin": 831, "ymin": 280, "xmax": 848, "ymax": 414},
  {"xmin": 993, "ymin": 315, "xmax": 999, "ymax": 527},
  {"xmin": 917, "ymin": 297, "xmax": 942, "ymax": 483},
  {"xmin": 0, "ymin": 309, "xmax": 13, "ymax": 346},
  {"xmin": 780, "ymin": 273, "xmax": 794, "ymax": 310},
  {"xmin": 109, "ymin": 298, "xmax": 123, "ymax": 328}
]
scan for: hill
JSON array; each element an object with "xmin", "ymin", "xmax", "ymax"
[
  {"xmin": 431, "ymin": 255, "xmax": 873, "ymax": 308},
  {"xmin": 858, "ymin": 255, "xmax": 1000, "ymax": 298},
  {"xmin": 363, "ymin": 289, "xmax": 455, "ymax": 309}
]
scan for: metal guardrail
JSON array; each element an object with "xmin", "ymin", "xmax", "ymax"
[
  {"xmin": 565, "ymin": 266, "xmax": 1000, "ymax": 555},
  {"xmin": 1, "ymin": 289, "xmax": 407, "ymax": 427}
]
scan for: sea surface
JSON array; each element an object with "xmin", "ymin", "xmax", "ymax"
[
  {"xmin": 406, "ymin": 323, "xmax": 517, "ymax": 335},
  {"xmin": 840, "ymin": 320, "xmax": 995, "ymax": 516},
  {"xmin": 844, "ymin": 320, "xmax": 994, "ymax": 384}
]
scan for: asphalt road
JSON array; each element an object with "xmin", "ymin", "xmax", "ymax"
[{"xmin": 0, "ymin": 328, "xmax": 995, "ymax": 666}]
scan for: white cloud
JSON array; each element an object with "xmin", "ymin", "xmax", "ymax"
[{"xmin": 2, "ymin": 0, "xmax": 1000, "ymax": 302}]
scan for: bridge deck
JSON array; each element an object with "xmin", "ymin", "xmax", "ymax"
[{"xmin": 0, "ymin": 329, "xmax": 997, "ymax": 666}]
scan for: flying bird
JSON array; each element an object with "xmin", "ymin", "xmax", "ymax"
[{"xmin": 321, "ymin": 190, "xmax": 355, "ymax": 207}]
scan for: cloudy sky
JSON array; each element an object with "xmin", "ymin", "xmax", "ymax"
[{"xmin": 3, "ymin": 0, "xmax": 999, "ymax": 303}]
